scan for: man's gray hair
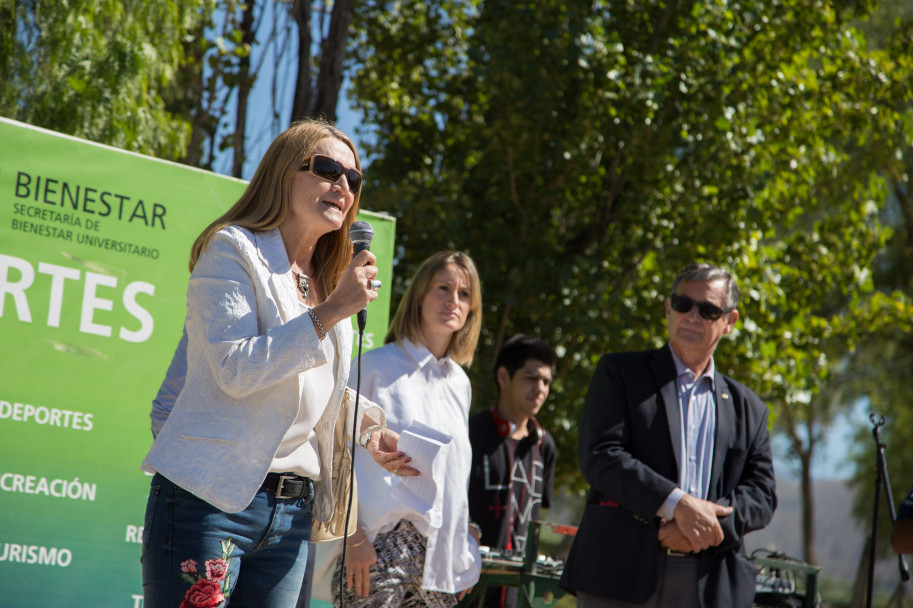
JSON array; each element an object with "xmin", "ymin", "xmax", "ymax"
[{"xmin": 671, "ymin": 263, "xmax": 740, "ymax": 310}]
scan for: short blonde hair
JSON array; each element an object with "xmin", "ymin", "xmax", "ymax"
[
  {"xmin": 189, "ymin": 119, "xmax": 361, "ymax": 294},
  {"xmin": 386, "ymin": 251, "xmax": 483, "ymax": 366}
]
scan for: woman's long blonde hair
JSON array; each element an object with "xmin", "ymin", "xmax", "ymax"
[
  {"xmin": 188, "ymin": 119, "xmax": 362, "ymax": 293},
  {"xmin": 386, "ymin": 251, "xmax": 483, "ymax": 366}
]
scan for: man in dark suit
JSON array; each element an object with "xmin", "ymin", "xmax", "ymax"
[{"xmin": 561, "ymin": 262, "xmax": 777, "ymax": 608}]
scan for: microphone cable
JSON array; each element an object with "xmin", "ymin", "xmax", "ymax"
[
  {"xmin": 338, "ymin": 322, "xmax": 364, "ymax": 608},
  {"xmin": 338, "ymin": 219, "xmax": 374, "ymax": 607}
]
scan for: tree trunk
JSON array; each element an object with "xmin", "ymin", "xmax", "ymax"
[
  {"xmin": 290, "ymin": 0, "xmax": 313, "ymax": 123},
  {"xmin": 186, "ymin": 53, "xmax": 208, "ymax": 169},
  {"xmin": 800, "ymin": 448, "xmax": 818, "ymax": 566},
  {"xmin": 232, "ymin": 1, "xmax": 256, "ymax": 178},
  {"xmin": 166, "ymin": 14, "xmax": 208, "ymax": 168},
  {"xmin": 312, "ymin": 0, "xmax": 354, "ymax": 122}
]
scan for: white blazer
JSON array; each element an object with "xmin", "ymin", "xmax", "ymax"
[{"xmin": 142, "ymin": 226, "xmax": 383, "ymax": 516}]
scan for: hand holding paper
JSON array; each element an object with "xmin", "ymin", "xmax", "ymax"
[
  {"xmin": 366, "ymin": 427, "xmax": 420, "ymax": 477},
  {"xmin": 391, "ymin": 420, "xmax": 452, "ymax": 524}
]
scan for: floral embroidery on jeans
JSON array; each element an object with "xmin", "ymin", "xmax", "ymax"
[{"xmin": 178, "ymin": 539, "xmax": 235, "ymax": 607}]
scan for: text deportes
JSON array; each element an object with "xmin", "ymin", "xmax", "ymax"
[{"xmin": 0, "ymin": 400, "xmax": 93, "ymax": 430}]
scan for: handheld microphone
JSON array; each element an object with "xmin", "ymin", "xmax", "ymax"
[{"xmin": 349, "ymin": 220, "xmax": 374, "ymax": 332}]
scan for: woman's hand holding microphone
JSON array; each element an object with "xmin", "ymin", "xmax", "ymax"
[{"xmin": 309, "ymin": 250, "xmax": 379, "ymax": 336}]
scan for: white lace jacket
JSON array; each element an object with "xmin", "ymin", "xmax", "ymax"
[{"xmin": 142, "ymin": 225, "xmax": 383, "ymax": 517}]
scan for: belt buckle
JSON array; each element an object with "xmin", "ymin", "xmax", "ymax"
[
  {"xmin": 666, "ymin": 548, "xmax": 689, "ymax": 557},
  {"xmin": 275, "ymin": 474, "xmax": 298, "ymax": 499}
]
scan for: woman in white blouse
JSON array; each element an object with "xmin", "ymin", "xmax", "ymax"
[
  {"xmin": 141, "ymin": 119, "xmax": 415, "ymax": 608},
  {"xmin": 336, "ymin": 251, "xmax": 484, "ymax": 607}
]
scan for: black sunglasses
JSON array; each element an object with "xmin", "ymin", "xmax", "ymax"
[
  {"xmin": 300, "ymin": 155, "xmax": 362, "ymax": 194},
  {"xmin": 669, "ymin": 294, "xmax": 731, "ymax": 321}
]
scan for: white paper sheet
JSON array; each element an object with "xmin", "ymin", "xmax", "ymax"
[{"xmin": 391, "ymin": 420, "xmax": 452, "ymax": 520}]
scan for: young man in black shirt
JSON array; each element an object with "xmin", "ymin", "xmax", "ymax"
[{"xmin": 468, "ymin": 334, "xmax": 558, "ymax": 608}]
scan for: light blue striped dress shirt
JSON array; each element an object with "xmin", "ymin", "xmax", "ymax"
[{"xmin": 658, "ymin": 349, "xmax": 717, "ymax": 521}]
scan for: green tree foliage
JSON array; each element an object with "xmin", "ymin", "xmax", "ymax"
[
  {"xmin": 0, "ymin": 0, "xmax": 357, "ymax": 177},
  {"xmin": 728, "ymin": 12, "xmax": 913, "ymax": 560},
  {"xmin": 840, "ymin": 6, "xmax": 913, "ymax": 572},
  {"xmin": 347, "ymin": 0, "xmax": 913, "ymax": 517},
  {"xmin": 0, "ymin": 0, "xmax": 204, "ymax": 160}
]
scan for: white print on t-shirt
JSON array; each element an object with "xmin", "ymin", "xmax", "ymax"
[{"xmin": 482, "ymin": 455, "xmax": 545, "ymax": 553}]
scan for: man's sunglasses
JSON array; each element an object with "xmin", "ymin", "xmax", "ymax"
[
  {"xmin": 669, "ymin": 294, "xmax": 731, "ymax": 321},
  {"xmin": 300, "ymin": 155, "xmax": 362, "ymax": 194}
]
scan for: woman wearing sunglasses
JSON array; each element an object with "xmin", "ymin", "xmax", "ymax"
[
  {"xmin": 332, "ymin": 251, "xmax": 484, "ymax": 608},
  {"xmin": 141, "ymin": 119, "xmax": 417, "ymax": 608}
]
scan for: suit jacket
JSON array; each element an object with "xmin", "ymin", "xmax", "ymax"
[
  {"xmin": 142, "ymin": 226, "xmax": 384, "ymax": 517},
  {"xmin": 560, "ymin": 345, "xmax": 776, "ymax": 607}
]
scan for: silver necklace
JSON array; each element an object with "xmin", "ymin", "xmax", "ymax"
[{"xmin": 294, "ymin": 271, "xmax": 310, "ymax": 300}]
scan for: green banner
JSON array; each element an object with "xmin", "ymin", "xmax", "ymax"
[{"xmin": 0, "ymin": 117, "xmax": 394, "ymax": 607}]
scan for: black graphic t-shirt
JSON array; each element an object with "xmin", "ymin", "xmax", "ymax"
[{"xmin": 468, "ymin": 409, "xmax": 556, "ymax": 555}]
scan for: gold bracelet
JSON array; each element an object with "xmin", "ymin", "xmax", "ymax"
[
  {"xmin": 307, "ymin": 307, "xmax": 327, "ymax": 340},
  {"xmin": 347, "ymin": 537, "xmax": 368, "ymax": 548}
]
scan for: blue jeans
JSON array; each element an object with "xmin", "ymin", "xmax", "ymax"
[{"xmin": 141, "ymin": 473, "xmax": 314, "ymax": 608}]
